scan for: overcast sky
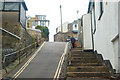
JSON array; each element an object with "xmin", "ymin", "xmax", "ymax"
[{"xmin": 25, "ymin": 0, "xmax": 89, "ymax": 42}]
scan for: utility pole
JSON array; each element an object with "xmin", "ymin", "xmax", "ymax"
[
  {"xmin": 60, "ymin": 5, "xmax": 64, "ymax": 41},
  {"xmin": 76, "ymin": 10, "xmax": 79, "ymax": 42},
  {"xmin": 60, "ymin": 5, "xmax": 63, "ymax": 33}
]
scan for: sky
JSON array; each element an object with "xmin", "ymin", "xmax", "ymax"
[{"xmin": 25, "ymin": 0, "xmax": 89, "ymax": 42}]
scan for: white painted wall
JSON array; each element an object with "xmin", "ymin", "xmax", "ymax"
[
  {"xmin": 62, "ymin": 22, "xmax": 69, "ymax": 33},
  {"xmin": 94, "ymin": 2, "xmax": 119, "ymax": 72},
  {"xmin": 72, "ymin": 23, "xmax": 78, "ymax": 31},
  {"xmin": 56, "ymin": 25, "xmax": 61, "ymax": 33},
  {"xmin": 118, "ymin": 1, "xmax": 120, "ymax": 73},
  {"xmin": 83, "ymin": 13, "xmax": 93, "ymax": 50},
  {"xmin": 56, "ymin": 22, "xmax": 69, "ymax": 33},
  {"xmin": 113, "ymin": 38, "xmax": 119, "ymax": 72}
]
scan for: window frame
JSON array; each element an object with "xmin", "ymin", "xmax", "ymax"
[{"xmin": 2, "ymin": 2, "xmax": 20, "ymax": 11}]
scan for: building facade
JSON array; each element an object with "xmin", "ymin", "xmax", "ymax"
[
  {"xmin": 82, "ymin": 0, "xmax": 120, "ymax": 73},
  {"xmin": 54, "ymin": 20, "xmax": 82, "ymax": 47},
  {"xmin": 56, "ymin": 22, "xmax": 69, "ymax": 33},
  {"xmin": 1, "ymin": 0, "xmax": 34, "ymax": 55},
  {"xmin": 27, "ymin": 15, "xmax": 50, "ymax": 28}
]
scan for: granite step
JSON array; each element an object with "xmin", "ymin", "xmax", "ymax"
[
  {"xmin": 71, "ymin": 57, "xmax": 99, "ymax": 61},
  {"xmin": 67, "ymin": 66, "xmax": 110, "ymax": 72},
  {"xmin": 71, "ymin": 59, "xmax": 103, "ymax": 63},
  {"xmin": 67, "ymin": 72, "xmax": 112, "ymax": 78},
  {"xmin": 69, "ymin": 62, "xmax": 105, "ymax": 66},
  {"xmin": 71, "ymin": 54, "xmax": 97, "ymax": 58},
  {"xmin": 66, "ymin": 77, "xmax": 110, "ymax": 80}
]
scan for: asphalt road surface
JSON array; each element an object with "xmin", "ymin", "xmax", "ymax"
[{"xmin": 15, "ymin": 42, "xmax": 67, "ymax": 79}]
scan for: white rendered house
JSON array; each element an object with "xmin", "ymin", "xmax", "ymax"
[{"xmin": 82, "ymin": 0, "xmax": 120, "ymax": 73}]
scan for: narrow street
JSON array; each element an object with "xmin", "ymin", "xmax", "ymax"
[
  {"xmin": 1, "ymin": 0, "xmax": 120, "ymax": 80},
  {"xmin": 6, "ymin": 42, "xmax": 67, "ymax": 79}
]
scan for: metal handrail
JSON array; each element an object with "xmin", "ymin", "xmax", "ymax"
[
  {"xmin": 0, "ymin": 27, "xmax": 21, "ymax": 40},
  {"xmin": 2, "ymin": 42, "xmax": 38, "ymax": 73}
]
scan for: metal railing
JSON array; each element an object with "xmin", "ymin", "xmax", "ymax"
[
  {"xmin": 2, "ymin": 41, "xmax": 42, "ymax": 73},
  {"xmin": 0, "ymin": 27, "xmax": 21, "ymax": 40}
]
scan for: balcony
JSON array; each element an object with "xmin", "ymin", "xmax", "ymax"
[{"xmin": 72, "ymin": 30, "xmax": 78, "ymax": 33}]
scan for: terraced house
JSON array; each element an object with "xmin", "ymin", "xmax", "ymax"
[{"xmin": 82, "ymin": 0, "xmax": 120, "ymax": 73}]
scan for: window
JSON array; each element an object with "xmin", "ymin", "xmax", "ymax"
[
  {"xmin": 98, "ymin": 1, "xmax": 103, "ymax": 20},
  {"xmin": 67, "ymin": 24, "xmax": 69, "ymax": 30},
  {"xmin": 75, "ymin": 24, "xmax": 77, "ymax": 29},
  {"xmin": 56, "ymin": 28, "xmax": 58, "ymax": 33},
  {"xmin": 0, "ymin": 2, "xmax": 3, "ymax": 10},
  {"xmin": 38, "ymin": 16, "xmax": 42, "ymax": 20},
  {"xmin": 41, "ymin": 21, "xmax": 45, "ymax": 26},
  {"xmin": 4, "ymin": 3, "xmax": 19, "ymax": 11},
  {"xmin": 35, "ymin": 21, "xmax": 38, "ymax": 26},
  {"xmin": 20, "ymin": 3, "xmax": 26, "ymax": 27},
  {"xmin": 32, "ymin": 22, "xmax": 36, "ymax": 26},
  {"xmin": 43, "ymin": 16, "xmax": 46, "ymax": 20}
]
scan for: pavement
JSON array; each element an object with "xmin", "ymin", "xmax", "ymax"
[{"xmin": 3, "ymin": 42, "xmax": 67, "ymax": 79}]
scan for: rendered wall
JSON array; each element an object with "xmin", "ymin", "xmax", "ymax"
[
  {"xmin": 83, "ymin": 13, "xmax": 92, "ymax": 50},
  {"xmin": 94, "ymin": 2, "xmax": 119, "ymax": 72}
]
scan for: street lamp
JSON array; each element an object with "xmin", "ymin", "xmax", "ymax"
[{"xmin": 76, "ymin": 10, "xmax": 79, "ymax": 42}]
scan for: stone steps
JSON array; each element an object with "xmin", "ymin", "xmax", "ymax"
[
  {"xmin": 67, "ymin": 72, "xmax": 112, "ymax": 78},
  {"xmin": 71, "ymin": 60, "xmax": 103, "ymax": 63},
  {"xmin": 71, "ymin": 57, "xmax": 99, "ymax": 61},
  {"xmin": 66, "ymin": 48, "xmax": 113, "ymax": 79},
  {"xmin": 69, "ymin": 62, "xmax": 105, "ymax": 66},
  {"xmin": 71, "ymin": 51, "xmax": 92, "ymax": 54},
  {"xmin": 71, "ymin": 48, "xmax": 82, "ymax": 50},
  {"xmin": 71, "ymin": 54, "xmax": 97, "ymax": 58},
  {"xmin": 66, "ymin": 77, "xmax": 110, "ymax": 80},
  {"xmin": 67, "ymin": 66, "xmax": 110, "ymax": 72}
]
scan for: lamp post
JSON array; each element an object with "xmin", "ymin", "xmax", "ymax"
[{"xmin": 76, "ymin": 10, "xmax": 79, "ymax": 42}]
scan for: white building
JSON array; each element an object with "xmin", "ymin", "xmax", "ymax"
[
  {"xmin": 82, "ymin": 1, "xmax": 120, "ymax": 73},
  {"xmin": 56, "ymin": 22, "xmax": 69, "ymax": 33},
  {"xmin": 27, "ymin": 15, "xmax": 50, "ymax": 28}
]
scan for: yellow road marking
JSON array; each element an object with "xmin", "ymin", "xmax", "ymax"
[
  {"xmin": 12, "ymin": 42, "xmax": 45, "ymax": 79},
  {"xmin": 53, "ymin": 42, "xmax": 69, "ymax": 80}
]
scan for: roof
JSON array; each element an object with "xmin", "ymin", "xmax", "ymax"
[{"xmin": 22, "ymin": 1, "xmax": 28, "ymax": 10}]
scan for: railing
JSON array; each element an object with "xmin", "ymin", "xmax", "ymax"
[
  {"xmin": 2, "ymin": 41, "xmax": 43, "ymax": 73},
  {"xmin": 68, "ymin": 41, "xmax": 71, "ymax": 65},
  {"xmin": 0, "ymin": 27, "xmax": 21, "ymax": 40}
]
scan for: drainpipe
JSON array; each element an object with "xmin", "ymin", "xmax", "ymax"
[
  {"xmin": 90, "ymin": 11, "xmax": 94, "ymax": 53},
  {"xmin": 93, "ymin": 2, "xmax": 96, "ymax": 34},
  {"xmin": 81, "ymin": 16, "xmax": 84, "ymax": 49}
]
